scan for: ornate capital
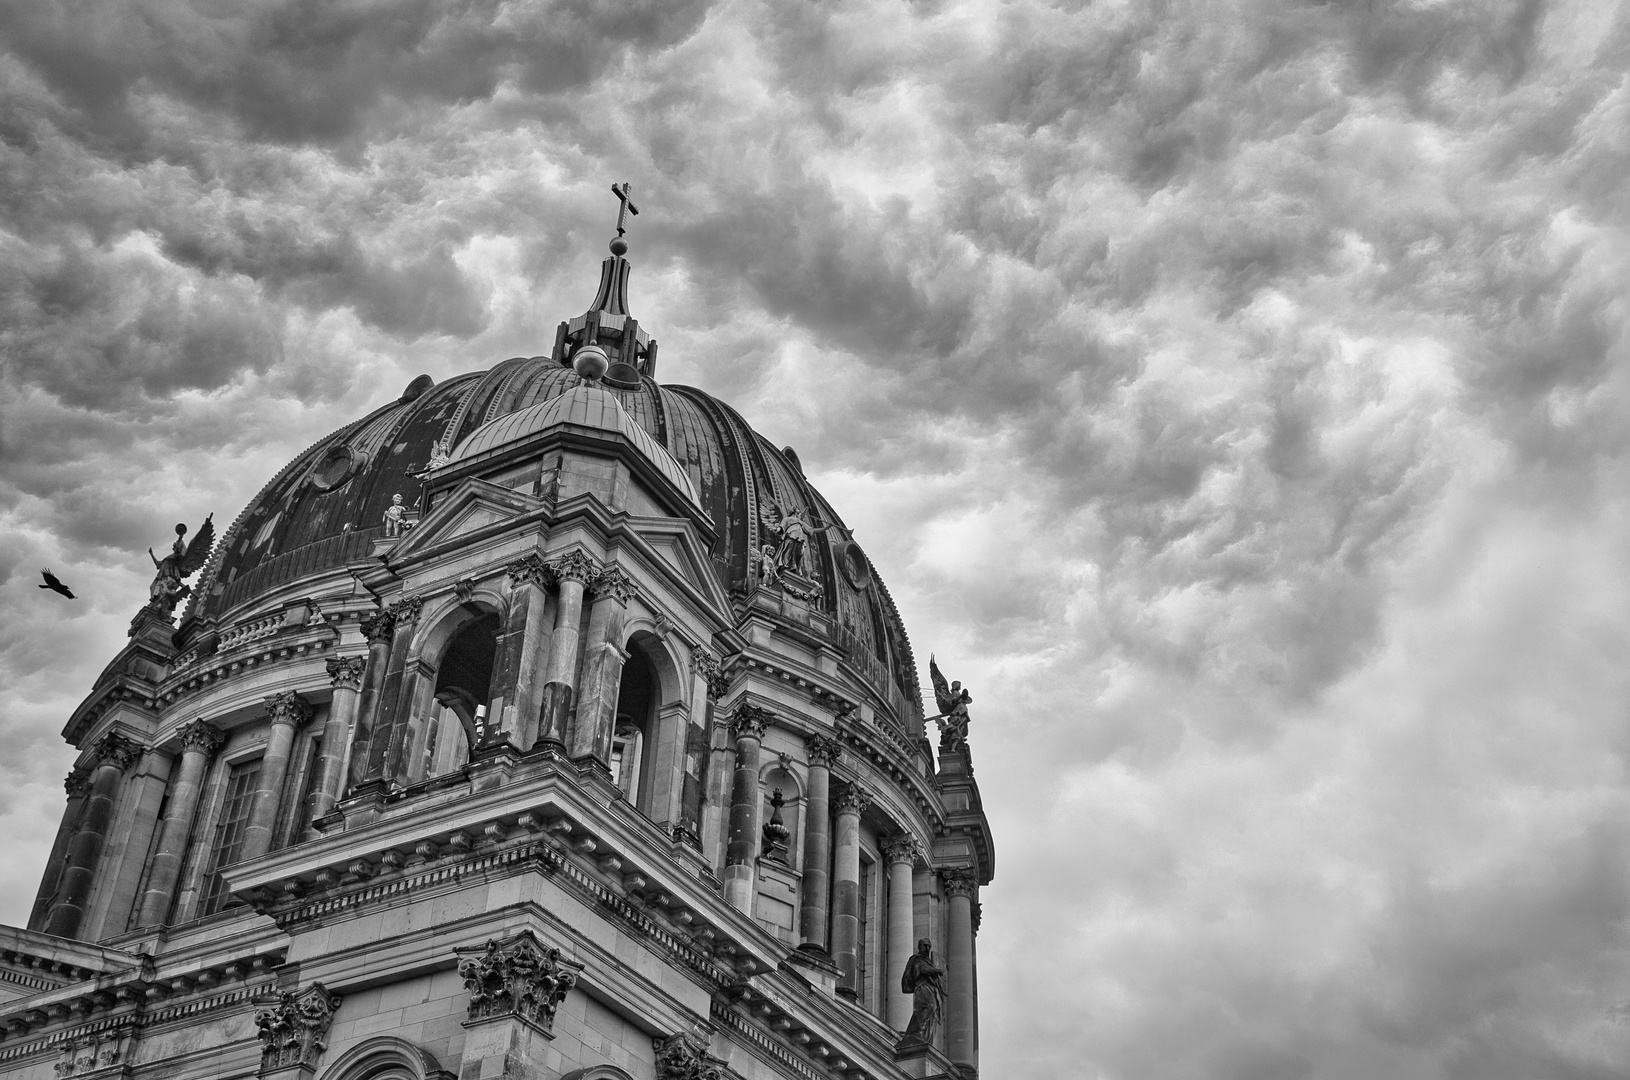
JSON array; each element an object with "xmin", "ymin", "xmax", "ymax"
[
  {"xmin": 592, "ymin": 565, "xmax": 636, "ymax": 605},
  {"xmin": 94, "ymin": 733, "xmax": 140, "ymax": 772},
  {"xmin": 254, "ymin": 983, "xmax": 341, "ymax": 1073},
  {"xmin": 506, "ymin": 553, "xmax": 551, "ymax": 590},
  {"xmin": 388, "ymin": 594, "xmax": 424, "ymax": 623},
  {"xmin": 64, "ymin": 769, "xmax": 90, "ymax": 798},
  {"xmin": 804, "ymin": 733, "xmax": 844, "ymax": 769},
  {"xmin": 359, "ymin": 607, "xmax": 396, "ymax": 644},
  {"xmin": 264, "ymin": 691, "xmax": 313, "ymax": 729},
  {"xmin": 882, "ymin": 834, "xmax": 923, "ymax": 867},
  {"xmin": 940, "ymin": 867, "xmax": 978, "ymax": 899},
  {"xmin": 178, "ymin": 720, "xmax": 226, "ymax": 758},
  {"xmin": 729, "ymin": 703, "xmax": 772, "ymax": 742},
  {"xmin": 833, "ymin": 782, "xmax": 871, "ymax": 816},
  {"xmin": 547, "ymin": 550, "xmax": 599, "ymax": 586},
  {"xmin": 653, "ymin": 1030, "xmax": 725, "ymax": 1080},
  {"xmin": 691, "ymin": 647, "xmax": 731, "ymax": 702},
  {"xmin": 325, "ymin": 655, "xmax": 367, "ymax": 691},
  {"xmin": 456, "ymin": 930, "xmax": 583, "ymax": 1035}
]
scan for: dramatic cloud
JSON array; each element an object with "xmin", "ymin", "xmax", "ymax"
[{"xmin": 1, "ymin": 1, "xmax": 1626, "ymax": 1076}]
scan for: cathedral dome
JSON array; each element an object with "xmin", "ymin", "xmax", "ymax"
[{"xmin": 187, "ymin": 354, "xmax": 922, "ymax": 723}]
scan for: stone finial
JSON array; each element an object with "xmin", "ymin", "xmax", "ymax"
[
  {"xmin": 264, "ymin": 691, "xmax": 313, "ymax": 729},
  {"xmin": 939, "ymin": 867, "xmax": 978, "ymax": 898},
  {"xmin": 506, "ymin": 553, "xmax": 551, "ymax": 590},
  {"xmin": 804, "ymin": 733, "xmax": 844, "ymax": 768},
  {"xmin": 64, "ymin": 769, "xmax": 90, "ymax": 798},
  {"xmin": 325, "ymin": 655, "xmax": 367, "ymax": 691},
  {"xmin": 254, "ymin": 983, "xmax": 341, "ymax": 1074},
  {"xmin": 592, "ymin": 565, "xmax": 637, "ymax": 605},
  {"xmin": 729, "ymin": 704, "xmax": 772, "ymax": 742},
  {"xmin": 691, "ymin": 647, "xmax": 731, "ymax": 702},
  {"xmin": 547, "ymin": 550, "xmax": 599, "ymax": 586},
  {"xmin": 359, "ymin": 607, "xmax": 396, "ymax": 644},
  {"xmin": 94, "ymin": 733, "xmax": 141, "ymax": 772},
  {"xmin": 178, "ymin": 720, "xmax": 226, "ymax": 757},
  {"xmin": 833, "ymin": 782, "xmax": 871, "ymax": 816},
  {"xmin": 653, "ymin": 1029, "xmax": 725, "ymax": 1080},
  {"xmin": 455, "ymin": 930, "xmax": 583, "ymax": 1036},
  {"xmin": 761, "ymin": 788, "xmax": 791, "ymax": 863},
  {"xmin": 882, "ymin": 834, "xmax": 922, "ymax": 867}
]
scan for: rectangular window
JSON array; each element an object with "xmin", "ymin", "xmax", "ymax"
[
  {"xmin": 199, "ymin": 760, "xmax": 261, "ymax": 916},
  {"xmin": 859, "ymin": 855, "xmax": 873, "ymax": 1009}
]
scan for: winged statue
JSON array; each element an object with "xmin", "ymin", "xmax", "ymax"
[
  {"xmin": 146, "ymin": 514, "xmax": 214, "ymax": 617},
  {"xmin": 927, "ymin": 655, "xmax": 972, "ymax": 753}
]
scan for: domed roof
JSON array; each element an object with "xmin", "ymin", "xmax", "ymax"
[
  {"xmin": 186, "ymin": 356, "xmax": 923, "ymax": 718},
  {"xmin": 450, "ymin": 379, "xmax": 698, "ymax": 503}
]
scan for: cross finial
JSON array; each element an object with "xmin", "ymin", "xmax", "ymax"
[{"xmin": 610, "ymin": 182, "xmax": 639, "ymax": 238}]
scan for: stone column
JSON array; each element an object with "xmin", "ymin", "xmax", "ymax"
[
  {"xmin": 309, "ymin": 657, "xmax": 365, "ymax": 823},
  {"xmin": 46, "ymin": 734, "xmax": 140, "ymax": 939},
  {"xmin": 537, "ymin": 551, "xmax": 597, "ymax": 750},
  {"xmin": 29, "ymin": 769, "xmax": 91, "ymax": 931},
  {"xmin": 570, "ymin": 566, "xmax": 634, "ymax": 768},
  {"xmin": 87, "ymin": 745, "xmax": 175, "ymax": 938},
  {"xmin": 360, "ymin": 596, "xmax": 424, "ymax": 790},
  {"xmin": 883, "ymin": 834, "xmax": 922, "ymax": 1030},
  {"xmin": 942, "ymin": 867, "xmax": 978, "ymax": 1067},
  {"xmin": 721, "ymin": 704, "xmax": 771, "ymax": 913},
  {"xmin": 798, "ymin": 733, "xmax": 843, "ymax": 952},
  {"xmin": 136, "ymin": 721, "xmax": 224, "ymax": 927},
  {"xmin": 679, "ymin": 649, "xmax": 729, "ymax": 847},
  {"xmin": 241, "ymin": 692, "xmax": 311, "ymax": 861},
  {"xmin": 345, "ymin": 606, "xmax": 397, "ymax": 791},
  {"xmin": 495, "ymin": 555, "xmax": 552, "ymax": 750},
  {"xmin": 830, "ymin": 782, "xmax": 871, "ymax": 998}
]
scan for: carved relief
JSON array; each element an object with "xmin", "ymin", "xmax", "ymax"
[
  {"xmin": 455, "ymin": 931, "xmax": 583, "ymax": 1035},
  {"xmin": 254, "ymin": 983, "xmax": 341, "ymax": 1074},
  {"xmin": 325, "ymin": 656, "xmax": 367, "ymax": 692}
]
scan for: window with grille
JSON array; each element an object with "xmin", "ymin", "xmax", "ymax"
[{"xmin": 199, "ymin": 760, "xmax": 261, "ymax": 916}]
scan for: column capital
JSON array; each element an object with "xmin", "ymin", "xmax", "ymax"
[
  {"xmin": 653, "ymin": 1029, "xmax": 726, "ymax": 1080},
  {"xmin": 833, "ymin": 782, "xmax": 871, "ymax": 816},
  {"xmin": 359, "ymin": 607, "xmax": 396, "ymax": 643},
  {"xmin": 178, "ymin": 719, "xmax": 226, "ymax": 757},
  {"xmin": 254, "ymin": 982, "xmax": 341, "ymax": 1074},
  {"xmin": 592, "ymin": 565, "xmax": 637, "ymax": 605},
  {"xmin": 939, "ymin": 866, "xmax": 978, "ymax": 898},
  {"xmin": 547, "ymin": 549, "xmax": 599, "ymax": 585},
  {"xmin": 325, "ymin": 655, "xmax": 367, "ymax": 691},
  {"xmin": 881, "ymin": 833, "xmax": 922, "ymax": 867},
  {"xmin": 64, "ymin": 768, "xmax": 91, "ymax": 798},
  {"xmin": 805, "ymin": 733, "xmax": 844, "ymax": 768},
  {"xmin": 93, "ymin": 733, "xmax": 141, "ymax": 772},
  {"xmin": 264, "ymin": 691, "xmax": 313, "ymax": 729},
  {"xmin": 387, "ymin": 594, "xmax": 425, "ymax": 623},
  {"xmin": 730, "ymin": 703, "xmax": 773, "ymax": 742},
  {"xmin": 456, "ymin": 930, "xmax": 583, "ymax": 1035},
  {"xmin": 691, "ymin": 647, "xmax": 731, "ymax": 701},
  {"xmin": 506, "ymin": 553, "xmax": 551, "ymax": 589}
]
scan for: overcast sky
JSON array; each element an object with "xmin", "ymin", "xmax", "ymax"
[{"xmin": 1, "ymin": 1, "xmax": 1628, "ymax": 1077}]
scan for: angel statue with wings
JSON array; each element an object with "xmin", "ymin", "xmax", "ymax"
[
  {"xmin": 761, "ymin": 500, "xmax": 830, "ymax": 579},
  {"xmin": 928, "ymin": 655, "xmax": 972, "ymax": 753},
  {"xmin": 147, "ymin": 515, "xmax": 214, "ymax": 617}
]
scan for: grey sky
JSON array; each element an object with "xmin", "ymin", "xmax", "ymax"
[{"xmin": 1, "ymin": 1, "xmax": 1627, "ymax": 1077}]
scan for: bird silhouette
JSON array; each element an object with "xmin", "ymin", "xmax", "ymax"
[{"xmin": 39, "ymin": 569, "xmax": 76, "ymax": 599}]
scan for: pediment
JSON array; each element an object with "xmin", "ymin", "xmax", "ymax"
[
  {"xmin": 634, "ymin": 518, "xmax": 730, "ymax": 611},
  {"xmin": 386, "ymin": 479, "xmax": 543, "ymax": 563}
]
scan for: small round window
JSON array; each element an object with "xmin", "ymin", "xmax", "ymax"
[
  {"xmin": 838, "ymin": 540, "xmax": 872, "ymax": 591},
  {"xmin": 312, "ymin": 445, "xmax": 359, "ymax": 492}
]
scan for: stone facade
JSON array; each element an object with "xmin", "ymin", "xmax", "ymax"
[{"xmin": 0, "ymin": 229, "xmax": 992, "ymax": 1080}]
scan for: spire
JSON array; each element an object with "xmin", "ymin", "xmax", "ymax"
[{"xmin": 552, "ymin": 181, "xmax": 658, "ymax": 386}]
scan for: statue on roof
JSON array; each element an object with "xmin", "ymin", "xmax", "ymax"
[
  {"xmin": 146, "ymin": 515, "xmax": 214, "ymax": 617},
  {"xmin": 761, "ymin": 500, "xmax": 830, "ymax": 579},
  {"xmin": 928, "ymin": 655, "xmax": 972, "ymax": 753}
]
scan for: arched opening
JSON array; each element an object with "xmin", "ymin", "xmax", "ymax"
[
  {"xmin": 410, "ymin": 610, "xmax": 499, "ymax": 782},
  {"xmin": 610, "ymin": 645, "xmax": 658, "ymax": 807}
]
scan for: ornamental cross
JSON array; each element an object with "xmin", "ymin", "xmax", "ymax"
[{"xmin": 610, "ymin": 181, "xmax": 639, "ymax": 237}]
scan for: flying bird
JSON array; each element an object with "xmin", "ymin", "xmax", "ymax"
[{"xmin": 39, "ymin": 569, "xmax": 76, "ymax": 599}]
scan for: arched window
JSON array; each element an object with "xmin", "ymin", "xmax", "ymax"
[
  {"xmin": 318, "ymin": 1035, "xmax": 453, "ymax": 1080},
  {"xmin": 406, "ymin": 610, "xmax": 498, "ymax": 783},
  {"xmin": 610, "ymin": 645, "xmax": 657, "ymax": 806}
]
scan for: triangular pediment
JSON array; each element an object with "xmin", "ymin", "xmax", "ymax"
[
  {"xmin": 634, "ymin": 517, "xmax": 731, "ymax": 610},
  {"xmin": 385, "ymin": 478, "xmax": 543, "ymax": 563}
]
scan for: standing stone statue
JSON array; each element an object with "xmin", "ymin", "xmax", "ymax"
[
  {"xmin": 928, "ymin": 655, "xmax": 972, "ymax": 753},
  {"xmin": 897, "ymin": 938, "xmax": 946, "ymax": 1049},
  {"xmin": 145, "ymin": 515, "xmax": 214, "ymax": 617},
  {"xmin": 382, "ymin": 493, "xmax": 409, "ymax": 537}
]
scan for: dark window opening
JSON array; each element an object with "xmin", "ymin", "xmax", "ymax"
[
  {"xmin": 200, "ymin": 760, "xmax": 261, "ymax": 916},
  {"xmin": 611, "ymin": 647, "xmax": 657, "ymax": 806},
  {"xmin": 421, "ymin": 613, "xmax": 499, "ymax": 780}
]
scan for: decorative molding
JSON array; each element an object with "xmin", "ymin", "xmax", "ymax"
[
  {"xmin": 506, "ymin": 553, "xmax": 551, "ymax": 590},
  {"xmin": 729, "ymin": 704, "xmax": 772, "ymax": 743},
  {"xmin": 832, "ymin": 783, "xmax": 871, "ymax": 817},
  {"xmin": 691, "ymin": 648, "xmax": 731, "ymax": 702},
  {"xmin": 325, "ymin": 656, "xmax": 367, "ymax": 691},
  {"xmin": 387, "ymin": 595, "xmax": 425, "ymax": 623},
  {"xmin": 592, "ymin": 565, "xmax": 637, "ymax": 605},
  {"xmin": 254, "ymin": 982, "xmax": 341, "ymax": 1075},
  {"xmin": 803, "ymin": 734, "xmax": 844, "ymax": 769},
  {"xmin": 455, "ymin": 930, "xmax": 583, "ymax": 1035},
  {"xmin": 179, "ymin": 720, "xmax": 226, "ymax": 757},
  {"xmin": 263, "ymin": 691, "xmax": 313, "ymax": 729},
  {"xmin": 939, "ymin": 867, "xmax": 977, "ymax": 899}
]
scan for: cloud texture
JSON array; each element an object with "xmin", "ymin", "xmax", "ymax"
[{"xmin": 1, "ymin": 0, "xmax": 1627, "ymax": 1076}]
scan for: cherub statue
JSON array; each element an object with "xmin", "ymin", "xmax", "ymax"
[
  {"xmin": 382, "ymin": 493, "xmax": 409, "ymax": 537},
  {"xmin": 146, "ymin": 515, "xmax": 214, "ymax": 617},
  {"xmin": 928, "ymin": 655, "xmax": 972, "ymax": 753}
]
